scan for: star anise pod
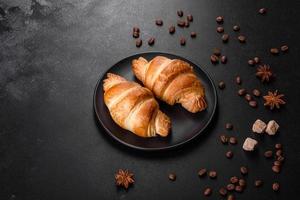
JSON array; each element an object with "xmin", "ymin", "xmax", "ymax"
[
  {"xmin": 263, "ymin": 90, "xmax": 286, "ymax": 110},
  {"xmin": 256, "ymin": 64, "xmax": 273, "ymax": 82},
  {"xmin": 115, "ymin": 169, "xmax": 134, "ymax": 189}
]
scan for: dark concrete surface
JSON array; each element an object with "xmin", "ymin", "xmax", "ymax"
[{"xmin": 0, "ymin": 0, "xmax": 300, "ymax": 199}]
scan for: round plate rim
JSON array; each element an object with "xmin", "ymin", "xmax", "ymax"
[{"xmin": 93, "ymin": 51, "xmax": 218, "ymax": 151}]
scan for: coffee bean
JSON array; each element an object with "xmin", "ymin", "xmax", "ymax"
[
  {"xmin": 211, "ymin": 55, "xmax": 219, "ymax": 64},
  {"xmin": 272, "ymin": 182, "xmax": 280, "ymax": 191},
  {"xmin": 222, "ymin": 34, "xmax": 229, "ymax": 43},
  {"xmin": 216, "ymin": 16, "xmax": 224, "ymax": 23},
  {"xmin": 177, "ymin": 10, "xmax": 183, "ymax": 17},
  {"xmin": 169, "ymin": 25, "xmax": 175, "ymax": 34},
  {"xmin": 259, "ymin": 8, "xmax": 267, "ymax": 15},
  {"xmin": 177, "ymin": 20, "xmax": 185, "ymax": 27},
  {"xmin": 235, "ymin": 185, "xmax": 243, "ymax": 193},
  {"xmin": 219, "ymin": 187, "xmax": 227, "ymax": 196},
  {"xmin": 276, "ymin": 150, "xmax": 283, "ymax": 157},
  {"xmin": 204, "ymin": 187, "xmax": 212, "ymax": 196},
  {"xmin": 133, "ymin": 31, "xmax": 139, "ymax": 38},
  {"xmin": 236, "ymin": 76, "xmax": 242, "ymax": 85},
  {"xmin": 254, "ymin": 57, "xmax": 260, "ymax": 64},
  {"xmin": 274, "ymin": 160, "xmax": 282, "ymax": 166},
  {"xmin": 281, "ymin": 45, "xmax": 289, "ymax": 52},
  {"xmin": 255, "ymin": 179, "xmax": 263, "ymax": 187},
  {"xmin": 155, "ymin": 19, "xmax": 163, "ymax": 26},
  {"xmin": 248, "ymin": 59, "xmax": 255, "ymax": 66},
  {"xmin": 275, "ymin": 143, "xmax": 282, "ymax": 149},
  {"xmin": 198, "ymin": 168, "xmax": 207, "ymax": 177},
  {"xmin": 225, "ymin": 123, "xmax": 233, "ymax": 130},
  {"xmin": 272, "ymin": 165, "xmax": 281, "ymax": 173},
  {"xmin": 264, "ymin": 150, "xmax": 273, "ymax": 158},
  {"xmin": 168, "ymin": 173, "xmax": 176, "ymax": 181},
  {"xmin": 227, "ymin": 184, "xmax": 235, "ymax": 191},
  {"xmin": 230, "ymin": 176, "xmax": 239, "ymax": 184},
  {"xmin": 249, "ymin": 100, "xmax": 258, "ymax": 108},
  {"xmin": 184, "ymin": 20, "xmax": 189, "ymax": 27},
  {"xmin": 238, "ymin": 35, "xmax": 246, "ymax": 43},
  {"xmin": 180, "ymin": 37, "xmax": 186, "ymax": 46},
  {"xmin": 277, "ymin": 156, "xmax": 285, "ymax": 162},
  {"xmin": 213, "ymin": 48, "xmax": 221, "ymax": 56},
  {"xmin": 240, "ymin": 166, "xmax": 248, "ymax": 175},
  {"xmin": 239, "ymin": 179, "xmax": 246, "ymax": 187},
  {"xmin": 187, "ymin": 14, "xmax": 193, "ymax": 22},
  {"xmin": 220, "ymin": 135, "xmax": 229, "ymax": 144},
  {"xmin": 217, "ymin": 26, "xmax": 224, "ymax": 33},
  {"xmin": 245, "ymin": 94, "xmax": 252, "ymax": 101},
  {"xmin": 238, "ymin": 88, "xmax": 247, "ymax": 96},
  {"xmin": 191, "ymin": 32, "xmax": 197, "ymax": 38},
  {"xmin": 229, "ymin": 137, "xmax": 237, "ymax": 145},
  {"xmin": 233, "ymin": 25, "xmax": 240, "ymax": 31},
  {"xmin": 221, "ymin": 56, "xmax": 227, "ymax": 64},
  {"xmin": 148, "ymin": 37, "xmax": 155, "ymax": 46},
  {"xmin": 208, "ymin": 170, "xmax": 217, "ymax": 179},
  {"xmin": 135, "ymin": 39, "xmax": 142, "ymax": 47},
  {"xmin": 133, "ymin": 27, "xmax": 140, "ymax": 33},
  {"xmin": 227, "ymin": 194, "xmax": 235, "ymax": 200},
  {"xmin": 226, "ymin": 151, "xmax": 233, "ymax": 159},
  {"xmin": 270, "ymin": 48, "xmax": 279, "ymax": 55},
  {"xmin": 252, "ymin": 89, "xmax": 261, "ymax": 97}
]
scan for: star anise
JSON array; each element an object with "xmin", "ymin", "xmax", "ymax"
[
  {"xmin": 263, "ymin": 90, "xmax": 286, "ymax": 110},
  {"xmin": 115, "ymin": 169, "xmax": 134, "ymax": 189},
  {"xmin": 256, "ymin": 64, "xmax": 273, "ymax": 82}
]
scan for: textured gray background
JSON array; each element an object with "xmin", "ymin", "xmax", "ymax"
[{"xmin": 0, "ymin": 0, "xmax": 300, "ymax": 199}]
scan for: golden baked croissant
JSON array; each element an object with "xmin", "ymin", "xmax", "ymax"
[
  {"xmin": 103, "ymin": 73, "xmax": 171, "ymax": 137},
  {"xmin": 132, "ymin": 56, "xmax": 207, "ymax": 113}
]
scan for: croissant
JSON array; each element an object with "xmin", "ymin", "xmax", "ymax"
[
  {"xmin": 103, "ymin": 73, "xmax": 171, "ymax": 137},
  {"xmin": 132, "ymin": 56, "xmax": 207, "ymax": 113}
]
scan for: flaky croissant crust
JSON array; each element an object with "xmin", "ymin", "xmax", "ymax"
[{"xmin": 132, "ymin": 56, "xmax": 207, "ymax": 113}]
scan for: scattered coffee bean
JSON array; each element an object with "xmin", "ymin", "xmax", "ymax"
[
  {"xmin": 259, "ymin": 8, "xmax": 267, "ymax": 15},
  {"xmin": 227, "ymin": 184, "xmax": 235, "ymax": 191},
  {"xmin": 245, "ymin": 94, "xmax": 252, "ymax": 101},
  {"xmin": 229, "ymin": 137, "xmax": 237, "ymax": 145},
  {"xmin": 218, "ymin": 81, "xmax": 225, "ymax": 90},
  {"xmin": 177, "ymin": 20, "xmax": 185, "ymax": 27},
  {"xmin": 255, "ymin": 180, "xmax": 263, "ymax": 187},
  {"xmin": 225, "ymin": 123, "xmax": 233, "ymax": 130},
  {"xmin": 238, "ymin": 35, "xmax": 246, "ymax": 43},
  {"xmin": 180, "ymin": 37, "xmax": 186, "ymax": 46},
  {"xmin": 177, "ymin": 10, "xmax": 183, "ymax": 17},
  {"xmin": 239, "ymin": 179, "xmax": 246, "ymax": 187},
  {"xmin": 236, "ymin": 76, "xmax": 242, "ymax": 85},
  {"xmin": 169, "ymin": 25, "xmax": 175, "ymax": 34},
  {"xmin": 240, "ymin": 166, "xmax": 248, "ymax": 175},
  {"xmin": 281, "ymin": 45, "xmax": 289, "ymax": 52},
  {"xmin": 184, "ymin": 20, "xmax": 189, "ymax": 27},
  {"xmin": 222, "ymin": 34, "xmax": 229, "ymax": 43},
  {"xmin": 219, "ymin": 187, "xmax": 227, "ymax": 196},
  {"xmin": 213, "ymin": 48, "xmax": 221, "ymax": 56},
  {"xmin": 275, "ymin": 143, "xmax": 282, "ymax": 149},
  {"xmin": 211, "ymin": 55, "xmax": 219, "ymax": 64},
  {"xmin": 254, "ymin": 57, "xmax": 260, "ymax": 64},
  {"xmin": 133, "ymin": 27, "xmax": 140, "ymax": 33},
  {"xmin": 208, "ymin": 170, "xmax": 217, "ymax": 179},
  {"xmin": 272, "ymin": 182, "xmax": 280, "ymax": 191},
  {"xmin": 272, "ymin": 165, "xmax": 281, "ymax": 173},
  {"xmin": 235, "ymin": 185, "xmax": 243, "ymax": 193},
  {"xmin": 135, "ymin": 39, "xmax": 142, "ymax": 47},
  {"xmin": 191, "ymin": 32, "xmax": 197, "ymax": 38},
  {"xmin": 252, "ymin": 89, "xmax": 261, "ymax": 97},
  {"xmin": 270, "ymin": 48, "xmax": 279, "ymax": 55},
  {"xmin": 233, "ymin": 25, "xmax": 240, "ymax": 31},
  {"xmin": 230, "ymin": 176, "xmax": 239, "ymax": 184},
  {"xmin": 168, "ymin": 173, "xmax": 176, "ymax": 181},
  {"xmin": 227, "ymin": 194, "xmax": 235, "ymax": 200},
  {"xmin": 220, "ymin": 135, "xmax": 229, "ymax": 144},
  {"xmin": 277, "ymin": 156, "xmax": 285, "ymax": 162},
  {"xmin": 264, "ymin": 150, "xmax": 273, "ymax": 158},
  {"xmin": 204, "ymin": 187, "xmax": 212, "ymax": 196},
  {"xmin": 226, "ymin": 151, "xmax": 234, "ymax": 159},
  {"xmin": 133, "ymin": 31, "xmax": 139, "ymax": 38},
  {"xmin": 221, "ymin": 56, "xmax": 227, "ymax": 64},
  {"xmin": 238, "ymin": 89, "xmax": 247, "ymax": 96},
  {"xmin": 248, "ymin": 59, "xmax": 255, "ymax": 66},
  {"xmin": 187, "ymin": 14, "xmax": 193, "ymax": 22},
  {"xmin": 198, "ymin": 168, "xmax": 207, "ymax": 177},
  {"xmin": 155, "ymin": 19, "xmax": 163, "ymax": 26},
  {"xmin": 249, "ymin": 100, "xmax": 258, "ymax": 108},
  {"xmin": 217, "ymin": 26, "xmax": 224, "ymax": 33},
  {"xmin": 276, "ymin": 150, "xmax": 283, "ymax": 157},
  {"xmin": 216, "ymin": 16, "xmax": 224, "ymax": 23},
  {"xmin": 274, "ymin": 160, "xmax": 282, "ymax": 166},
  {"xmin": 148, "ymin": 37, "xmax": 155, "ymax": 46}
]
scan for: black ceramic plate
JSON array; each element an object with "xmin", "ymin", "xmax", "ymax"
[{"xmin": 94, "ymin": 52, "xmax": 217, "ymax": 151}]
